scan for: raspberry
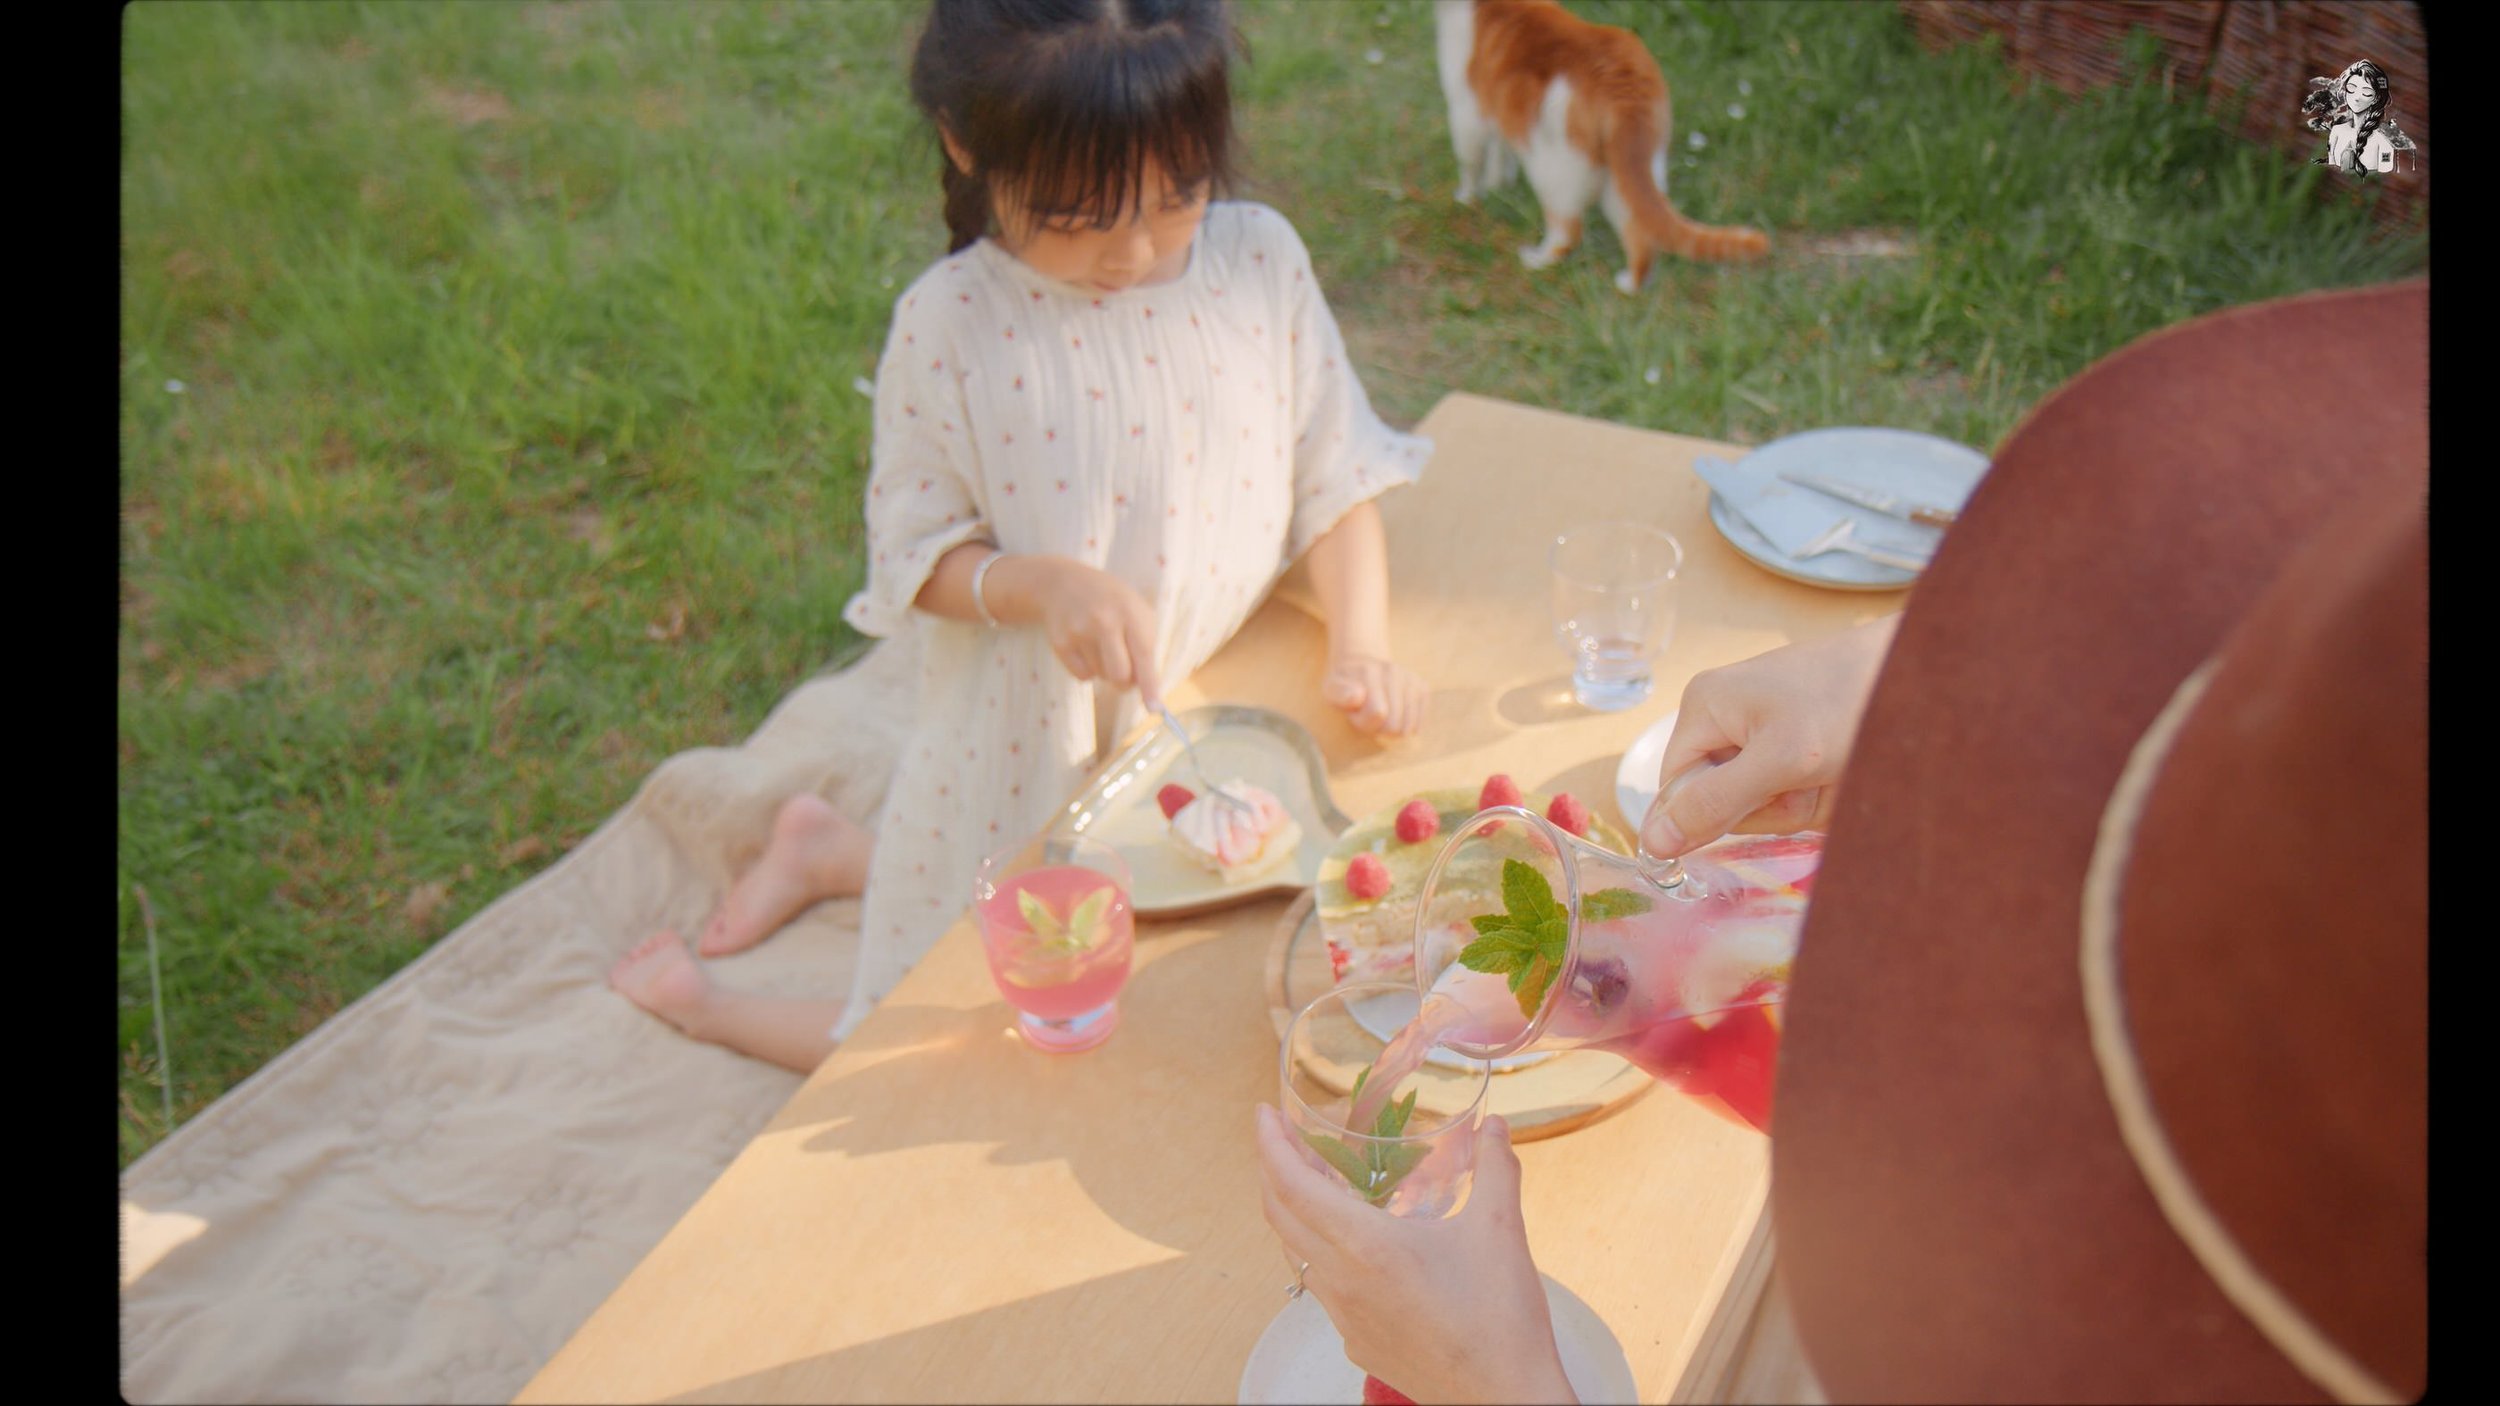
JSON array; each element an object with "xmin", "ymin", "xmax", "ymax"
[
  {"xmin": 1361, "ymin": 1376, "xmax": 1419, "ymax": 1406},
  {"xmin": 1477, "ymin": 773, "xmax": 1523, "ymax": 810},
  {"xmin": 1157, "ymin": 783, "xmax": 1195, "ymax": 820},
  {"xmin": 1344, "ymin": 852, "xmax": 1392, "ymax": 901},
  {"xmin": 1393, "ymin": 799, "xmax": 1440, "ymax": 845},
  {"xmin": 1546, "ymin": 792, "xmax": 1591, "ymax": 837}
]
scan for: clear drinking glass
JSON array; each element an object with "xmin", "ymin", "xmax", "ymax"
[
  {"xmin": 1550, "ymin": 523, "xmax": 1684, "ymax": 712},
  {"xmin": 1278, "ymin": 981, "xmax": 1493, "ymax": 1403},
  {"xmin": 1279, "ymin": 981, "xmax": 1491, "ymax": 1218},
  {"xmin": 973, "ymin": 834, "xmax": 1134, "ymax": 1053}
]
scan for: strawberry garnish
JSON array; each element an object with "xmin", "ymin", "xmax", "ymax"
[
  {"xmin": 1361, "ymin": 1375, "xmax": 1419, "ymax": 1406},
  {"xmin": 1546, "ymin": 792, "xmax": 1591, "ymax": 837},
  {"xmin": 1393, "ymin": 799, "xmax": 1440, "ymax": 845},
  {"xmin": 1476, "ymin": 773, "xmax": 1523, "ymax": 810},
  {"xmin": 1345, "ymin": 852, "xmax": 1392, "ymax": 901},
  {"xmin": 1157, "ymin": 783, "xmax": 1195, "ymax": 820}
]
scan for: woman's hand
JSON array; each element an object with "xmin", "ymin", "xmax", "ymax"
[
  {"xmin": 1640, "ymin": 614, "xmax": 1899, "ymax": 858},
  {"xmin": 987, "ymin": 555, "xmax": 1164, "ymax": 705},
  {"xmin": 1321, "ymin": 652, "xmax": 1428, "ymax": 738},
  {"xmin": 1254, "ymin": 1106, "xmax": 1577, "ymax": 1405}
]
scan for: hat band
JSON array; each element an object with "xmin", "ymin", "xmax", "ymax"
[{"xmin": 2078, "ymin": 656, "xmax": 2404, "ymax": 1406}]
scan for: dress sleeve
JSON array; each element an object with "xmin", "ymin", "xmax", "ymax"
[
  {"xmin": 1274, "ymin": 215, "xmax": 1433, "ymax": 561},
  {"xmin": 842, "ymin": 300, "xmax": 992, "ymax": 639}
]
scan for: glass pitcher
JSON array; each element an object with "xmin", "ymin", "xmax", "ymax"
[{"xmin": 1408, "ymin": 792, "xmax": 1820, "ymax": 1133}]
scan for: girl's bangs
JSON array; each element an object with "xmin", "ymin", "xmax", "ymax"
[{"xmin": 987, "ymin": 28, "xmax": 1232, "ymax": 227}]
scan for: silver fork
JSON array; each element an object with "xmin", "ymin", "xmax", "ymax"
[
  {"xmin": 1155, "ymin": 704, "xmax": 1258, "ymax": 818},
  {"xmin": 1795, "ymin": 518, "xmax": 1932, "ymax": 572}
]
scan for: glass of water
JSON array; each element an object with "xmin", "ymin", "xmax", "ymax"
[{"xmin": 1550, "ymin": 523, "xmax": 1684, "ymax": 711}]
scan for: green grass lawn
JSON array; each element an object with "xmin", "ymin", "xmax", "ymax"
[{"xmin": 118, "ymin": 0, "xmax": 2424, "ymax": 1167}]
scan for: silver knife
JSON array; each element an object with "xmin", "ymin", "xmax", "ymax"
[{"xmin": 1779, "ymin": 472, "xmax": 1960, "ymax": 528}]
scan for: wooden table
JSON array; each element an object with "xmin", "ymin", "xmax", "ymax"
[{"xmin": 518, "ymin": 393, "xmax": 1891, "ymax": 1404}]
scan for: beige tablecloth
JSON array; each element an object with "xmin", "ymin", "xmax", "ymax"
[{"xmin": 120, "ymin": 637, "xmax": 930, "ymax": 1403}]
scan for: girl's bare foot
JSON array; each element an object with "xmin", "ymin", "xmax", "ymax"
[
  {"xmin": 698, "ymin": 795, "xmax": 873, "ymax": 957},
  {"xmin": 609, "ymin": 931, "xmax": 716, "ymax": 1033}
]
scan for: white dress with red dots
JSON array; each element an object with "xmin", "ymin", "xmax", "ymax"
[{"xmin": 834, "ymin": 202, "xmax": 1431, "ymax": 1040}]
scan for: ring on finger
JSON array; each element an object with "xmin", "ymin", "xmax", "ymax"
[{"xmin": 1285, "ymin": 1260, "xmax": 1309, "ymax": 1301}]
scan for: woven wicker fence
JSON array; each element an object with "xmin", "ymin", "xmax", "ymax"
[{"xmin": 1900, "ymin": 1, "xmax": 2426, "ymax": 238}]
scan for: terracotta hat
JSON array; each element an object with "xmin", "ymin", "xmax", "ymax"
[{"xmin": 1771, "ymin": 281, "xmax": 2427, "ymax": 1403}]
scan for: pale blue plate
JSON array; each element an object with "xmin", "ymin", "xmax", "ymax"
[{"xmin": 1704, "ymin": 427, "xmax": 1991, "ymax": 591}]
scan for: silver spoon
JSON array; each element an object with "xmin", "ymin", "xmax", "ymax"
[{"xmin": 1155, "ymin": 703, "xmax": 1257, "ymax": 818}]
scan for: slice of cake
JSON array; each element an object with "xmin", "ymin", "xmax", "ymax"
[
  {"xmin": 1316, "ymin": 775, "xmax": 1632, "ymax": 984},
  {"xmin": 1164, "ymin": 779, "xmax": 1304, "ymax": 885}
]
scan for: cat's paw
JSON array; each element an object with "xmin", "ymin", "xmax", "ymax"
[
  {"xmin": 1519, "ymin": 244, "xmax": 1562, "ymax": 271},
  {"xmin": 1614, "ymin": 268, "xmax": 1643, "ymax": 296},
  {"xmin": 1454, "ymin": 182, "xmax": 1478, "ymax": 207}
]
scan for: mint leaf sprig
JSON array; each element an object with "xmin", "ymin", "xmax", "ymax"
[
  {"xmin": 1455, "ymin": 860, "xmax": 1653, "ymax": 1018},
  {"xmin": 1302, "ymin": 1064, "xmax": 1430, "ymax": 1207},
  {"xmin": 1017, "ymin": 885, "xmax": 1113, "ymax": 956}
]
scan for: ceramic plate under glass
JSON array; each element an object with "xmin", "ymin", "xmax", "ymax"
[
  {"xmin": 1613, "ymin": 709, "xmax": 1678, "ymax": 833},
  {"xmin": 1237, "ymin": 1273, "xmax": 1637, "ymax": 1405}
]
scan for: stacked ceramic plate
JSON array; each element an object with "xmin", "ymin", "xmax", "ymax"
[{"xmin": 1694, "ymin": 427, "xmax": 1991, "ymax": 591}]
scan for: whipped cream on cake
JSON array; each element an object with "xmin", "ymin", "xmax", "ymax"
[{"xmin": 1167, "ymin": 780, "xmax": 1303, "ymax": 884}]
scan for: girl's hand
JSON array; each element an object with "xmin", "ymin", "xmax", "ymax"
[
  {"xmin": 1021, "ymin": 558, "xmax": 1164, "ymax": 706},
  {"xmin": 1640, "ymin": 614, "xmax": 1899, "ymax": 859},
  {"xmin": 1254, "ymin": 1106, "xmax": 1577, "ymax": 1405},
  {"xmin": 1321, "ymin": 653, "xmax": 1427, "ymax": 738}
]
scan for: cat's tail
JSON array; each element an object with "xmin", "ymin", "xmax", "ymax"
[{"xmin": 1607, "ymin": 104, "xmax": 1769, "ymax": 263}]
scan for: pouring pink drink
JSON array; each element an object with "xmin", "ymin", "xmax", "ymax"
[{"xmin": 1351, "ymin": 809, "xmax": 1816, "ymax": 1135}]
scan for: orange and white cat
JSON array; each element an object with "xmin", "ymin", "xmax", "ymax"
[{"xmin": 1435, "ymin": 0, "xmax": 1768, "ymax": 292}]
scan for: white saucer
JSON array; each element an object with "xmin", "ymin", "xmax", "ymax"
[
  {"xmin": 1614, "ymin": 709, "xmax": 1678, "ymax": 832},
  {"xmin": 1237, "ymin": 1273, "xmax": 1637, "ymax": 1405}
]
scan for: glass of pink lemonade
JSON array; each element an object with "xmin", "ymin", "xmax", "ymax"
[{"xmin": 973, "ymin": 834, "xmax": 1134, "ymax": 1053}]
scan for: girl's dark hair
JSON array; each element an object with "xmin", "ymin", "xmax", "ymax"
[{"xmin": 909, "ymin": 0, "xmax": 1241, "ymax": 254}]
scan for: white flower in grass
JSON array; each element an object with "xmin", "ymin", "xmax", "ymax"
[
  {"xmin": 1739, "ymin": 78, "xmax": 1753, "ymax": 96},
  {"xmin": 1365, "ymin": 48, "xmax": 1384, "ymax": 65},
  {"xmin": 1644, "ymin": 366, "xmax": 1663, "ymax": 386},
  {"xmin": 164, "ymin": 379, "xmax": 185, "ymax": 394},
  {"xmin": 1727, "ymin": 102, "xmax": 1746, "ymax": 120},
  {"xmin": 1688, "ymin": 131, "xmax": 1708, "ymax": 150}
]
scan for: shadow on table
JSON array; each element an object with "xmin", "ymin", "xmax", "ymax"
[
  {"xmin": 1497, "ymin": 674, "xmax": 1589, "ymax": 728},
  {"xmin": 769, "ymin": 921, "xmax": 1281, "ymax": 1255},
  {"xmin": 651, "ymin": 1256, "xmax": 1265, "ymax": 1403}
]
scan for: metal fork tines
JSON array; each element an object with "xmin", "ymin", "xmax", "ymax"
[
  {"xmin": 1795, "ymin": 518, "xmax": 1931, "ymax": 572},
  {"xmin": 1155, "ymin": 704, "xmax": 1257, "ymax": 817}
]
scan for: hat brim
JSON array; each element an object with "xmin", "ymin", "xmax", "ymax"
[{"xmin": 1771, "ymin": 280, "xmax": 2428, "ymax": 1402}]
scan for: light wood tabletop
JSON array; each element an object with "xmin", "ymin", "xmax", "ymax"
[{"xmin": 517, "ymin": 393, "xmax": 1890, "ymax": 1404}]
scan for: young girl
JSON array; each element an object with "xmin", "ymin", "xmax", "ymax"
[{"xmin": 609, "ymin": 0, "xmax": 1433, "ymax": 1072}]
